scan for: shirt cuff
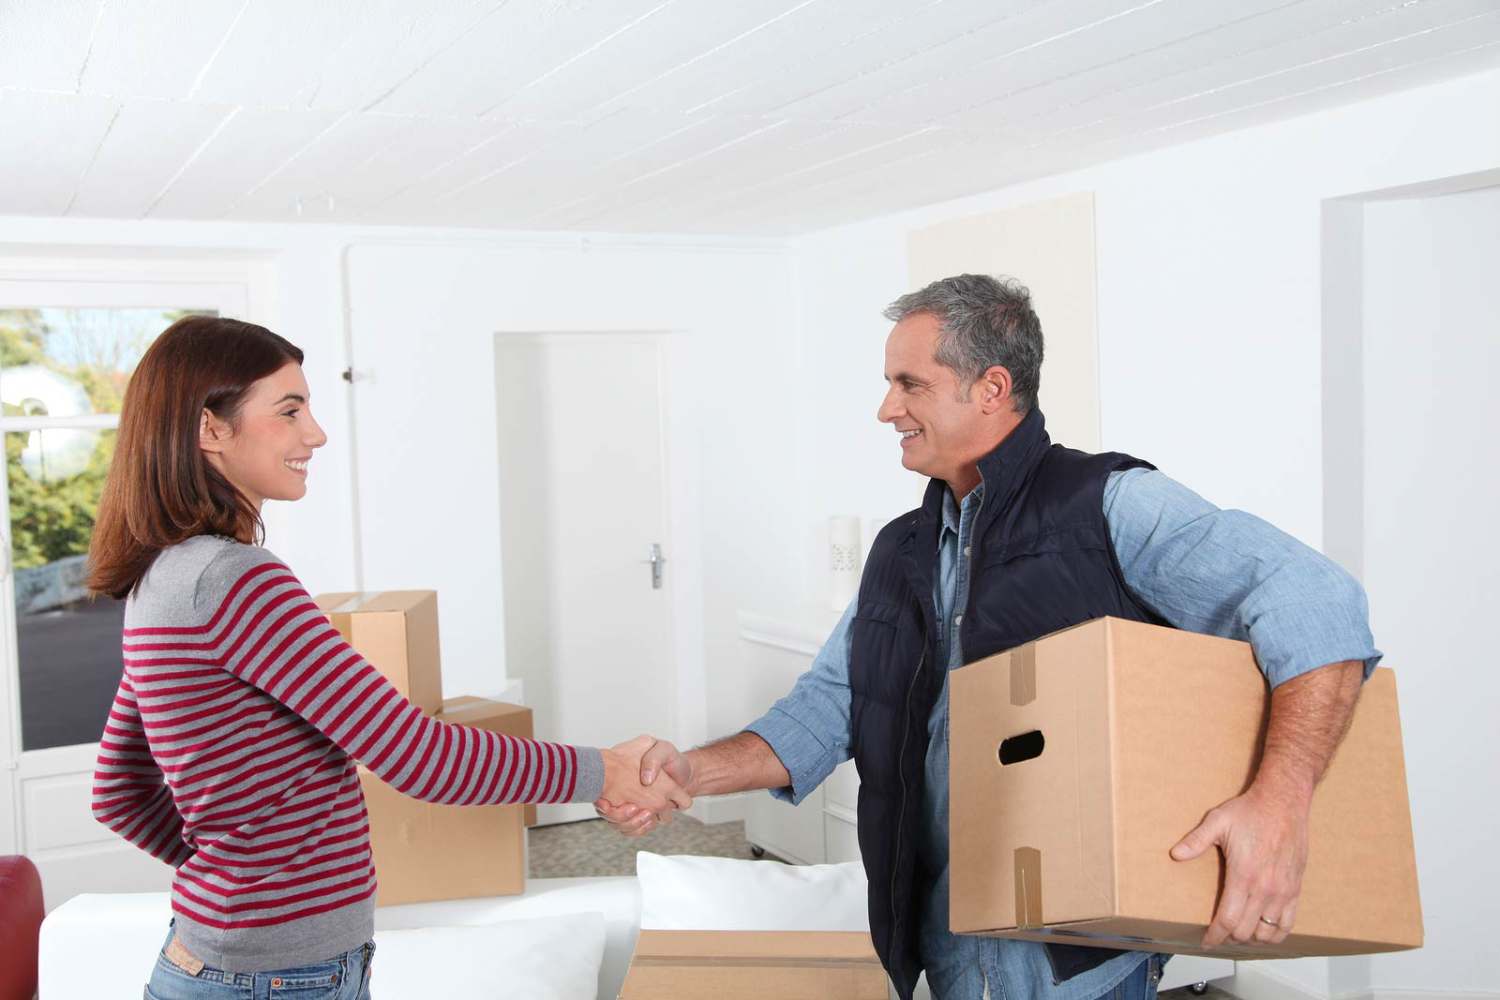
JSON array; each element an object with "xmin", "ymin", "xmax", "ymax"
[
  {"xmin": 744, "ymin": 709, "xmax": 842, "ymax": 806},
  {"xmin": 569, "ymin": 747, "xmax": 605, "ymax": 803},
  {"xmin": 1250, "ymin": 598, "xmax": 1384, "ymax": 688}
]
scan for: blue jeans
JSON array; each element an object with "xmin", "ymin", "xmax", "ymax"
[
  {"xmin": 144, "ymin": 926, "xmax": 374, "ymax": 1000},
  {"xmin": 1093, "ymin": 954, "xmax": 1166, "ymax": 1000}
]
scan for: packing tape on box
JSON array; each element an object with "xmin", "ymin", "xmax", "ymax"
[
  {"xmin": 1010, "ymin": 645, "xmax": 1037, "ymax": 706},
  {"xmin": 327, "ymin": 594, "xmax": 377, "ymax": 613},
  {"xmin": 324, "ymin": 594, "xmax": 388, "ymax": 644},
  {"xmin": 1014, "ymin": 847, "xmax": 1043, "ymax": 929}
]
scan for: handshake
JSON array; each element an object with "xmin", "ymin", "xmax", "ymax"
[{"xmin": 595, "ymin": 735, "xmax": 694, "ymax": 836}]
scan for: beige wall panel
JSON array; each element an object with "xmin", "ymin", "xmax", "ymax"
[{"xmin": 907, "ymin": 192, "xmax": 1100, "ymax": 451}]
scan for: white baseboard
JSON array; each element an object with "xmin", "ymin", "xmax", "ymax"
[
  {"xmin": 1229, "ymin": 967, "xmax": 1500, "ymax": 1000},
  {"xmin": 1364, "ymin": 993, "xmax": 1500, "ymax": 1000},
  {"xmin": 1229, "ymin": 966, "xmax": 1329, "ymax": 1000},
  {"xmin": 686, "ymin": 792, "xmax": 751, "ymax": 826}
]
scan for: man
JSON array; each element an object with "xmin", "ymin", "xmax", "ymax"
[{"xmin": 599, "ymin": 274, "xmax": 1378, "ymax": 1000}]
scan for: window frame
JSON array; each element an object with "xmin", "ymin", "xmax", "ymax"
[{"xmin": 0, "ymin": 255, "xmax": 271, "ymax": 859}]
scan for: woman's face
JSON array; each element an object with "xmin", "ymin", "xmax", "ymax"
[{"xmin": 200, "ymin": 362, "xmax": 327, "ymax": 509}]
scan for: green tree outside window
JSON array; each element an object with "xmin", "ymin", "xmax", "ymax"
[{"xmin": 1, "ymin": 308, "xmax": 208, "ymax": 570}]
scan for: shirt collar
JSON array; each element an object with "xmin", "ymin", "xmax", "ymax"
[{"xmin": 941, "ymin": 483, "xmax": 983, "ymax": 536}]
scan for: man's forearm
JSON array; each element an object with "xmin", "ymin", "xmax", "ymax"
[
  {"xmin": 684, "ymin": 731, "xmax": 792, "ymax": 796},
  {"xmin": 1252, "ymin": 659, "xmax": 1364, "ymax": 806}
]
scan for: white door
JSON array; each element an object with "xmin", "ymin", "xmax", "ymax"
[
  {"xmin": 0, "ymin": 271, "xmax": 255, "ymax": 909},
  {"xmin": 1354, "ymin": 187, "xmax": 1500, "ymax": 995},
  {"xmin": 495, "ymin": 334, "xmax": 677, "ymax": 824}
]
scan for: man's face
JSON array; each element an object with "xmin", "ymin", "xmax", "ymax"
[{"xmin": 877, "ymin": 312, "xmax": 990, "ymax": 484}]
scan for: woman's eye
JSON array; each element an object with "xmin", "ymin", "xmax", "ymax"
[{"xmin": 282, "ymin": 409, "xmax": 300, "ymax": 419}]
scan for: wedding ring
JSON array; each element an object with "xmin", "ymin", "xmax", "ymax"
[{"xmin": 1259, "ymin": 916, "xmax": 1280, "ymax": 927}]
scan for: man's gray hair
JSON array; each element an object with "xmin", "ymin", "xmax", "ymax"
[{"xmin": 883, "ymin": 274, "xmax": 1043, "ymax": 414}]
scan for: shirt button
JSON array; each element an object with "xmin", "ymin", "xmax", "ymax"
[
  {"xmin": 953, "ymin": 614, "xmax": 963, "ymax": 626},
  {"xmin": 963, "ymin": 545, "xmax": 971, "ymax": 557}
]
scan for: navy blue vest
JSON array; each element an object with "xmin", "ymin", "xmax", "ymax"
[{"xmin": 849, "ymin": 409, "xmax": 1162, "ymax": 998}]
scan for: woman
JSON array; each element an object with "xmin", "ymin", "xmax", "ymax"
[{"xmin": 88, "ymin": 316, "xmax": 687, "ymax": 999}]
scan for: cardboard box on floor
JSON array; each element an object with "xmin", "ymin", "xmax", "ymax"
[
  {"xmin": 950, "ymin": 617, "xmax": 1422, "ymax": 960},
  {"xmin": 618, "ymin": 931, "xmax": 888, "ymax": 999},
  {"xmin": 315, "ymin": 591, "xmax": 443, "ymax": 714},
  {"xmin": 360, "ymin": 696, "xmax": 535, "ymax": 906}
]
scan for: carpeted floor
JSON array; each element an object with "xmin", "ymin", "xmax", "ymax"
[
  {"xmin": 529, "ymin": 817, "xmax": 1239, "ymax": 997},
  {"xmin": 529, "ymin": 814, "xmax": 772, "ymax": 877}
]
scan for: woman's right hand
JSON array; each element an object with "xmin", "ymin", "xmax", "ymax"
[{"xmin": 599, "ymin": 735, "xmax": 692, "ymax": 824}]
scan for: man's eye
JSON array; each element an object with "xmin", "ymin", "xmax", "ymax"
[{"xmin": 282, "ymin": 409, "xmax": 300, "ymax": 418}]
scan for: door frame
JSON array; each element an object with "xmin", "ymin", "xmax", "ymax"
[{"xmin": 493, "ymin": 329, "xmax": 706, "ymax": 819}]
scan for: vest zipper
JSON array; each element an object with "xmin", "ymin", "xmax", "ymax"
[{"xmin": 889, "ymin": 639, "xmax": 928, "ymax": 963}]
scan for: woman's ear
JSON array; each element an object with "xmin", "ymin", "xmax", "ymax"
[{"xmin": 199, "ymin": 409, "xmax": 232, "ymax": 454}]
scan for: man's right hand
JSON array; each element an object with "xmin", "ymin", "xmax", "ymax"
[
  {"xmin": 599, "ymin": 736, "xmax": 692, "ymax": 827},
  {"xmin": 595, "ymin": 737, "xmax": 692, "ymax": 837}
]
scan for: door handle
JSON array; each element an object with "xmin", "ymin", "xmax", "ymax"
[{"xmin": 641, "ymin": 543, "xmax": 665, "ymax": 590}]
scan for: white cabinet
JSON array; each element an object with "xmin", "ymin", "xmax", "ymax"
[
  {"xmin": 823, "ymin": 759, "xmax": 862, "ymax": 864},
  {"xmin": 737, "ymin": 609, "xmax": 841, "ymax": 864},
  {"xmin": 735, "ymin": 609, "xmax": 867, "ymax": 867}
]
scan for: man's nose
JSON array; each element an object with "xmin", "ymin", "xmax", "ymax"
[{"xmin": 877, "ymin": 386, "xmax": 901, "ymax": 424}]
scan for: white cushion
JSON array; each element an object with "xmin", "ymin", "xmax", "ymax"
[
  {"xmin": 40, "ymin": 887, "xmax": 623, "ymax": 1000},
  {"xmin": 372, "ymin": 913, "xmax": 605, "ymax": 1000},
  {"xmin": 40, "ymin": 893, "xmax": 173, "ymax": 999},
  {"xmin": 636, "ymin": 851, "xmax": 869, "ymax": 931},
  {"xmin": 375, "ymin": 877, "xmax": 641, "ymax": 1000}
]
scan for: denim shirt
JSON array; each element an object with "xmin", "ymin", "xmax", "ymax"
[{"xmin": 745, "ymin": 468, "xmax": 1382, "ymax": 1000}]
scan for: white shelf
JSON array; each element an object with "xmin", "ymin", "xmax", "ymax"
[{"xmin": 736, "ymin": 607, "xmax": 844, "ymax": 657}]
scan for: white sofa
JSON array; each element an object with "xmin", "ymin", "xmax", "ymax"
[
  {"xmin": 40, "ymin": 879, "xmax": 1225, "ymax": 998},
  {"xmin": 40, "ymin": 878, "xmax": 642, "ymax": 1000}
]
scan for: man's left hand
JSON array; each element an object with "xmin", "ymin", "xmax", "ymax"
[{"xmin": 1170, "ymin": 780, "xmax": 1311, "ymax": 947}]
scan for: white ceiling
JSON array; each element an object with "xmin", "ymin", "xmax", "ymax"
[{"xmin": 2, "ymin": 0, "xmax": 1497, "ymax": 235}]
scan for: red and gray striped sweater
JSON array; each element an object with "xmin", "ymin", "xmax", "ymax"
[{"xmin": 92, "ymin": 536, "xmax": 604, "ymax": 972}]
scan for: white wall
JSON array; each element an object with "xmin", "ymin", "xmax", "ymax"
[
  {"xmin": 0, "ymin": 218, "xmax": 801, "ymax": 760},
  {"xmin": 1, "ymin": 221, "xmax": 364, "ymax": 598},
  {"xmin": 2, "ymin": 59, "xmax": 1496, "ymax": 995},
  {"xmin": 1356, "ymin": 185, "xmax": 1500, "ymax": 999},
  {"xmin": 783, "ymin": 67, "xmax": 1500, "ymax": 1000},
  {"xmin": 789, "ymin": 67, "xmax": 1500, "ymax": 557},
  {"xmin": 334, "ymin": 238, "xmax": 801, "ymax": 746}
]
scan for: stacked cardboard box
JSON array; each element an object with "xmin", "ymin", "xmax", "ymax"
[
  {"xmin": 316, "ymin": 591, "xmax": 443, "ymax": 713},
  {"xmin": 949, "ymin": 617, "xmax": 1423, "ymax": 960},
  {"xmin": 314, "ymin": 591, "xmax": 533, "ymax": 906},
  {"xmin": 619, "ymin": 931, "xmax": 888, "ymax": 999}
]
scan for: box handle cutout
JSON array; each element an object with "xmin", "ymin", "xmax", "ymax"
[{"xmin": 998, "ymin": 730, "xmax": 1045, "ymax": 765}]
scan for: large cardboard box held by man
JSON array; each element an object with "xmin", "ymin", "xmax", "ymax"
[
  {"xmin": 315, "ymin": 591, "xmax": 442, "ymax": 713},
  {"xmin": 950, "ymin": 617, "xmax": 1422, "ymax": 960},
  {"xmin": 618, "ymin": 931, "xmax": 888, "ymax": 999},
  {"xmin": 359, "ymin": 696, "xmax": 534, "ymax": 906}
]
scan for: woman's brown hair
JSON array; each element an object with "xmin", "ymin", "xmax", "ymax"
[{"xmin": 86, "ymin": 316, "xmax": 305, "ymax": 599}]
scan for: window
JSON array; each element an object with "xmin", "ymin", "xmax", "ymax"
[
  {"xmin": 1, "ymin": 307, "xmax": 217, "ymax": 750},
  {"xmin": 0, "ymin": 264, "xmax": 260, "ymax": 763}
]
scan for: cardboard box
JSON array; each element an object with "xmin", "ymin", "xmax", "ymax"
[
  {"xmin": 315, "ymin": 591, "xmax": 442, "ymax": 713},
  {"xmin": 360, "ymin": 696, "xmax": 534, "ymax": 906},
  {"xmin": 950, "ymin": 617, "xmax": 1422, "ymax": 960},
  {"xmin": 618, "ymin": 931, "xmax": 887, "ymax": 999}
]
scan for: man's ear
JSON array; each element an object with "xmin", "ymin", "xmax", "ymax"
[
  {"xmin": 975, "ymin": 365, "xmax": 1013, "ymax": 415},
  {"xmin": 199, "ymin": 409, "xmax": 232, "ymax": 454}
]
